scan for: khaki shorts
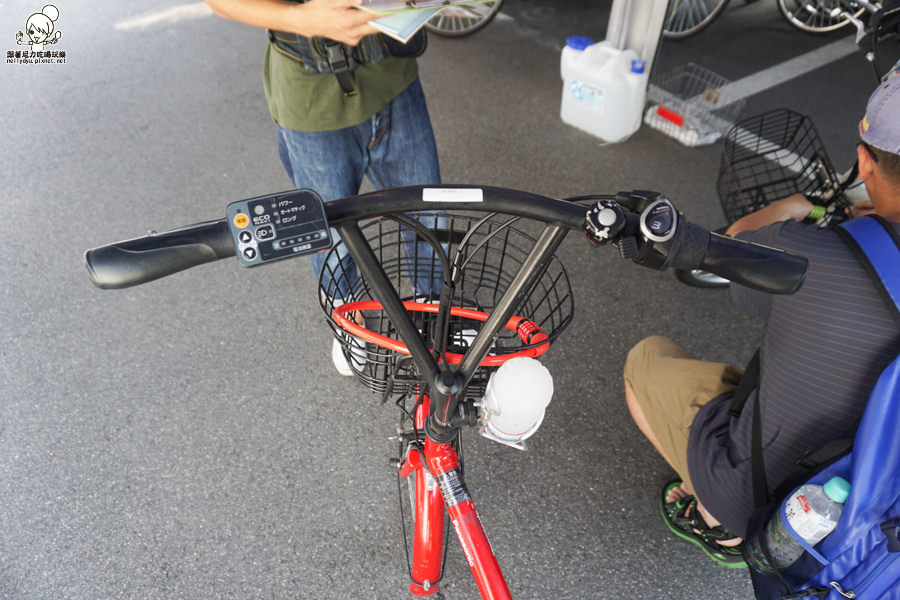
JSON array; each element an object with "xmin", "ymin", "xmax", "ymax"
[{"xmin": 623, "ymin": 336, "xmax": 742, "ymax": 495}]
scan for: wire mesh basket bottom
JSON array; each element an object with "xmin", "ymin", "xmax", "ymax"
[
  {"xmin": 317, "ymin": 212, "xmax": 574, "ymax": 398},
  {"xmin": 645, "ymin": 63, "xmax": 746, "ymax": 147},
  {"xmin": 717, "ymin": 109, "xmax": 840, "ymax": 224}
]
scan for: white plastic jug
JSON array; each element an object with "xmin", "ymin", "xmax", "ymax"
[{"xmin": 560, "ymin": 36, "xmax": 648, "ymax": 143}]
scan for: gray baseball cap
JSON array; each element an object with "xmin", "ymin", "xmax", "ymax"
[{"xmin": 859, "ymin": 74, "xmax": 900, "ymax": 154}]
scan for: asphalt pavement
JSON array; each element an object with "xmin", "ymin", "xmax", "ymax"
[{"xmin": 0, "ymin": 1, "xmax": 882, "ymax": 598}]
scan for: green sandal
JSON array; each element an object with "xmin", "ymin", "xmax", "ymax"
[{"xmin": 659, "ymin": 479, "xmax": 746, "ymax": 568}]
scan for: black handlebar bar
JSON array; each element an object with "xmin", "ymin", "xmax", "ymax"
[{"xmin": 83, "ymin": 187, "xmax": 808, "ymax": 294}]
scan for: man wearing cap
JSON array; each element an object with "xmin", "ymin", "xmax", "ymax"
[{"xmin": 623, "ymin": 77, "xmax": 900, "ymax": 567}]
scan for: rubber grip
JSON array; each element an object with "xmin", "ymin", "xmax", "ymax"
[
  {"xmin": 700, "ymin": 232, "xmax": 808, "ymax": 295},
  {"xmin": 84, "ymin": 219, "xmax": 235, "ymax": 289}
]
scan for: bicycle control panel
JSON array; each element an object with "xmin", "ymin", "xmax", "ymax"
[{"xmin": 226, "ymin": 189, "xmax": 332, "ymax": 267}]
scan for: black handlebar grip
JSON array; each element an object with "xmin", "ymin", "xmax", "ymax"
[
  {"xmin": 699, "ymin": 232, "xmax": 808, "ymax": 295},
  {"xmin": 84, "ymin": 219, "xmax": 235, "ymax": 289}
]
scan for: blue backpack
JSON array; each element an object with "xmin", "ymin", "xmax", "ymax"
[{"xmin": 742, "ymin": 215, "xmax": 900, "ymax": 600}]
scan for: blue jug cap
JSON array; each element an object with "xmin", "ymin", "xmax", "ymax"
[
  {"xmin": 630, "ymin": 59, "xmax": 646, "ymax": 74},
  {"xmin": 565, "ymin": 36, "xmax": 594, "ymax": 51}
]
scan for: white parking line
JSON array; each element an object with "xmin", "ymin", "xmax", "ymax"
[
  {"xmin": 114, "ymin": 2, "xmax": 213, "ymax": 31},
  {"xmin": 718, "ymin": 37, "xmax": 860, "ymax": 106},
  {"xmin": 717, "ymin": 37, "xmax": 860, "ymax": 170}
]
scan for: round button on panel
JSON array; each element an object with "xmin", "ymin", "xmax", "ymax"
[
  {"xmin": 238, "ymin": 230, "xmax": 253, "ymax": 244},
  {"xmin": 233, "ymin": 213, "xmax": 249, "ymax": 229}
]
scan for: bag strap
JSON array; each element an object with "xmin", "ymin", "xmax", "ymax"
[
  {"xmin": 750, "ymin": 385, "xmax": 768, "ymax": 508},
  {"xmin": 322, "ymin": 40, "xmax": 357, "ymax": 97},
  {"xmin": 725, "ymin": 347, "xmax": 767, "ymax": 506},
  {"xmin": 835, "ymin": 215, "xmax": 900, "ymax": 322},
  {"xmin": 728, "ymin": 349, "xmax": 759, "ymax": 418}
]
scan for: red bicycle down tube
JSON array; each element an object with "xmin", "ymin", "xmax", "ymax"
[
  {"xmin": 424, "ymin": 437, "xmax": 513, "ymax": 600},
  {"xmin": 399, "ymin": 398, "xmax": 446, "ymax": 597},
  {"xmin": 401, "ymin": 447, "xmax": 445, "ymax": 597}
]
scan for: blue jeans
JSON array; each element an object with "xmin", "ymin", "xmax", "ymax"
[{"xmin": 277, "ymin": 78, "xmax": 443, "ymax": 301}]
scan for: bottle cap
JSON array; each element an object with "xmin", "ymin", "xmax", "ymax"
[
  {"xmin": 824, "ymin": 476, "xmax": 851, "ymax": 503},
  {"xmin": 630, "ymin": 59, "xmax": 646, "ymax": 74},
  {"xmin": 565, "ymin": 36, "xmax": 594, "ymax": 51}
]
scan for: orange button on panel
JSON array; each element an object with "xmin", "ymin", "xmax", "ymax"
[{"xmin": 233, "ymin": 213, "xmax": 249, "ymax": 228}]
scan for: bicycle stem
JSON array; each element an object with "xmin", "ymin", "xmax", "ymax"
[{"xmin": 429, "ymin": 223, "xmax": 571, "ymax": 439}]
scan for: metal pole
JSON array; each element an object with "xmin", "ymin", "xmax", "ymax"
[{"xmin": 604, "ymin": 0, "xmax": 668, "ymax": 68}]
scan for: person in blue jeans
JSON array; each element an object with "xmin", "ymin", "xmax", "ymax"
[
  {"xmin": 206, "ymin": 0, "xmax": 442, "ymax": 374},
  {"xmin": 277, "ymin": 80, "xmax": 444, "ymax": 301}
]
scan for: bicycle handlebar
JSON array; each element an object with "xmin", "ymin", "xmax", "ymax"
[
  {"xmin": 84, "ymin": 219, "xmax": 234, "ymax": 289},
  {"xmin": 666, "ymin": 222, "xmax": 808, "ymax": 294},
  {"xmin": 83, "ymin": 186, "xmax": 807, "ymax": 294}
]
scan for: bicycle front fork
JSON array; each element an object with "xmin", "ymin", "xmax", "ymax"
[{"xmin": 399, "ymin": 399, "xmax": 512, "ymax": 599}]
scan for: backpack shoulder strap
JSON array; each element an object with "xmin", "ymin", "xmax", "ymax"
[{"xmin": 835, "ymin": 215, "xmax": 900, "ymax": 321}]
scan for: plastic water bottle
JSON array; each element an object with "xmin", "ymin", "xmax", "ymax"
[
  {"xmin": 479, "ymin": 357, "xmax": 553, "ymax": 449},
  {"xmin": 560, "ymin": 36, "xmax": 648, "ymax": 143},
  {"xmin": 750, "ymin": 476, "xmax": 851, "ymax": 571}
]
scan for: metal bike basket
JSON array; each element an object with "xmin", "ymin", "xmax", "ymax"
[
  {"xmin": 318, "ymin": 212, "xmax": 574, "ymax": 399},
  {"xmin": 717, "ymin": 109, "xmax": 843, "ymax": 224},
  {"xmin": 645, "ymin": 63, "xmax": 746, "ymax": 147}
]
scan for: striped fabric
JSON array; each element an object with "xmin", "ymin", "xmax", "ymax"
[{"xmin": 686, "ymin": 219, "xmax": 900, "ymax": 537}]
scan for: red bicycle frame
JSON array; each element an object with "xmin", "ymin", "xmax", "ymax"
[
  {"xmin": 338, "ymin": 299, "xmax": 551, "ymax": 596},
  {"xmin": 399, "ymin": 395, "xmax": 512, "ymax": 599}
]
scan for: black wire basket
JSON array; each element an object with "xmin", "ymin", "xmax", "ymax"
[
  {"xmin": 717, "ymin": 109, "xmax": 849, "ymax": 225},
  {"xmin": 318, "ymin": 212, "xmax": 574, "ymax": 399}
]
